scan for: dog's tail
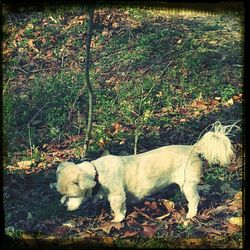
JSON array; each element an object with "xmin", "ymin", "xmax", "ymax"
[{"xmin": 193, "ymin": 121, "xmax": 239, "ymax": 166}]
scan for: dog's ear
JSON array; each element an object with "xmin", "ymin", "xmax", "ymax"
[
  {"xmin": 56, "ymin": 163, "xmax": 66, "ymax": 179},
  {"xmin": 57, "ymin": 162, "xmax": 75, "ymax": 174},
  {"xmin": 56, "ymin": 163, "xmax": 64, "ymax": 174},
  {"xmin": 77, "ymin": 162, "xmax": 96, "ymax": 191},
  {"xmin": 78, "ymin": 173, "xmax": 96, "ymax": 190}
]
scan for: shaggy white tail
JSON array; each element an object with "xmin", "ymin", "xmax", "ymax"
[{"xmin": 194, "ymin": 121, "xmax": 239, "ymax": 166}]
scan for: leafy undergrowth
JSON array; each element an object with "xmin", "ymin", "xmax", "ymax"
[
  {"xmin": 3, "ymin": 5, "xmax": 244, "ymax": 249},
  {"xmin": 3, "ymin": 6, "xmax": 243, "ymax": 155}
]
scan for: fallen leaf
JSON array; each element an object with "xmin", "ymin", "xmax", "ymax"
[
  {"xmin": 177, "ymin": 39, "xmax": 182, "ymax": 44},
  {"xmin": 180, "ymin": 118, "xmax": 186, "ymax": 123},
  {"xmin": 71, "ymin": 231, "xmax": 94, "ymax": 240},
  {"xmin": 42, "ymin": 220, "xmax": 68, "ymax": 235},
  {"xmin": 197, "ymin": 227, "xmax": 222, "ymax": 235},
  {"xmin": 144, "ymin": 201, "xmax": 158, "ymax": 210},
  {"xmin": 63, "ymin": 220, "xmax": 77, "ymax": 228},
  {"xmin": 134, "ymin": 207, "xmax": 153, "ymax": 220},
  {"xmin": 111, "ymin": 122, "xmax": 122, "ymax": 136},
  {"xmin": 3, "ymin": 48, "xmax": 12, "ymax": 55},
  {"xmin": 193, "ymin": 110, "xmax": 201, "ymax": 116},
  {"xmin": 232, "ymin": 94, "xmax": 242, "ymax": 102},
  {"xmin": 169, "ymin": 211, "xmax": 184, "ymax": 224},
  {"xmin": 28, "ymin": 39, "xmax": 35, "ymax": 48},
  {"xmin": 119, "ymin": 139, "xmax": 126, "ymax": 145},
  {"xmin": 22, "ymin": 233, "xmax": 38, "ymax": 248},
  {"xmin": 105, "ymin": 76, "xmax": 116, "ymax": 84},
  {"xmin": 213, "ymin": 205, "xmax": 227, "ymax": 213},
  {"xmin": 209, "ymin": 40, "xmax": 217, "ymax": 45},
  {"xmin": 225, "ymin": 239, "xmax": 239, "ymax": 248},
  {"xmin": 156, "ymin": 213, "xmax": 171, "ymax": 220},
  {"xmin": 127, "ymin": 211, "xmax": 138, "ymax": 219},
  {"xmin": 179, "ymin": 206, "xmax": 187, "ymax": 217},
  {"xmin": 161, "ymin": 199, "xmax": 175, "ymax": 212},
  {"xmin": 54, "ymin": 226, "xmax": 69, "ymax": 235},
  {"xmin": 27, "ymin": 23, "xmax": 34, "ymax": 29},
  {"xmin": 156, "ymin": 91, "xmax": 163, "ymax": 97},
  {"xmin": 78, "ymin": 15, "xmax": 85, "ymax": 20},
  {"xmin": 225, "ymin": 98, "xmax": 234, "ymax": 106},
  {"xmin": 142, "ymin": 225, "xmax": 157, "ymax": 237},
  {"xmin": 126, "ymin": 217, "xmax": 140, "ymax": 227},
  {"xmin": 46, "ymin": 50, "xmax": 53, "ymax": 58},
  {"xmin": 6, "ymin": 165, "xmax": 18, "ymax": 171},
  {"xmin": 179, "ymin": 238, "xmax": 204, "ymax": 246},
  {"xmin": 210, "ymin": 99, "xmax": 220, "ymax": 106},
  {"xmin": 234, "ymin": 191, "xmax": 242, "ymax": 200},
  {"xmin": 18, "ymin": 48, "xmax": 25, "ymax": 52},
  {"xmin": 102, "ymin": 29, "xmax": 109, "ymax": 36},
  {"xmin": 122, "ymin": 230, "xmax": 139, "ymax": 238},
  {"xmin": 161, "ymin": 107, "xmax": 173, "ymax": 113},
  {"xmin": 96, "ymin": 222, "xmax": 123, "ymax": 234},
  {"xmin": 227, "ymin": 165, "xmax": 239, "ymax": 172},
  {"xmin": 223, "ymin": 221, "xmax": 241, "ymax": 233},
  {"xmin": 97, "ymin": 209, "xmax": 107, "ymax": 221},
  {"xmin": 17, "ymin": 160, "xmax": 35, "ymax": 169},
  {"xmin": 37, "ymin": 162, "xmax": 46, "ymax": 168},
  {"xmin": 49, "ymin": 15, "xmax": 58, "ymax": 23},
  {"xmin": 98, "ymin": 138, "xmax": 106, "ymax": 148},
  {"xmin": 228, "ymin": 196, "xmax": 242, "ymax": 212},
  {"xmin": 41, "ymin": 37, "xmax": 47, "ymax": 44},
  {"xmin": 102, "ymin": 237, "xmax": 114, "ymax": 245},
  {"xmin": 182, "ymin": 220, "xmax": 190, "ymax": 228},
  {"xmin": 112, "ymin": 22, "xmax": 118, "ymax": 28},
  {"xmin": 191, "ymin": 100, "xmax": 207, "ymax": 110},
  {"xmin": 228, "ymin": 217, "xmax": 242, "ymax": 227}
]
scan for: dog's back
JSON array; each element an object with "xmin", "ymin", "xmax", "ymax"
[{"xmin": 121, "ymin": 145, "xmax": 202, "ymax": 200}]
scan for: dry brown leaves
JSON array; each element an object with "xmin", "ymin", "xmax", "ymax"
[
  {"xmin": 96, "ymin": 222, "xmax": 124, "ymax": 234},
  {"xmin": 155, "ymin": 93, "xmax": 242, "ymax": 125}
]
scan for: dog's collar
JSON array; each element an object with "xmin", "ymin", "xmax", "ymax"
[
  {"xmin": 89, "ymin": 162, "xmax": 99, "ymax": 182},
  {"xmin": 88, "ymin": 162, "xmax": 100, "ymax": 196}
]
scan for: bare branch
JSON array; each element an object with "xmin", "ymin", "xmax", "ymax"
[{"xmin": 83, "ymin": 7, "xmax": 95, "ymax": 156}]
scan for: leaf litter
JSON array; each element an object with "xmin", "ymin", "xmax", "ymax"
[{"xmin": 3, "ymin": 7, "xmax": 243, "ymax": 249}]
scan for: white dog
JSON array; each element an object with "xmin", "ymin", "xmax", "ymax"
[{"xmin": 56, "ymin": 122, "xmax": 236, "ymax": 222}]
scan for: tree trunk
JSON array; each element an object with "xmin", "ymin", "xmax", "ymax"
[{"xmin": 83, "ymin": 7, "xmax": 94, "ymax": 156}]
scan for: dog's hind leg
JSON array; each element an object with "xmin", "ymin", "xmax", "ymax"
[{"xmin": 182, "ymin": 182, "xmax": 200, "ymax": 219}]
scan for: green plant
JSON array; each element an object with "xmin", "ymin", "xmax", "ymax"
[
  {"xmin": 220, "ymin": 84, "xmax": 237, "ymax": 101},
  {"xmin": 5, "ymin": 226, "xmax": 24, "ymax": 239},
  {"xmin": 117, "ymin": 79, "xmax": 158, "ymax": 154},
  {"xmin": 175, "ymin": 223, "xmax": 195, "ymax": 237}
]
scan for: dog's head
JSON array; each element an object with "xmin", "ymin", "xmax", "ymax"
[{"xmin": 56, "ymin": 161, "xmax": 96, "ymax": 210}]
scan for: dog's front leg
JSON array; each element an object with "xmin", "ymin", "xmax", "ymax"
[
  {"xmin": 67, "ymin": 196, "xmax": 84, "ymax": 211},
  {"xmin": 108, "ymin": 194, "xmax": 126, "ymax": 222}
]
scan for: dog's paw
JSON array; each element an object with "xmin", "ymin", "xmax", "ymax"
[
  {"xmin": 111, "ymin": 214, "xmax": 125, "ymax": 222},
  {"xmin": 67, "ymin": 205, "xmax": 79, "ymax": 211},
  {"xmin": 66, "ymin": 197, "xmax": 83, "ymax": 211}
]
